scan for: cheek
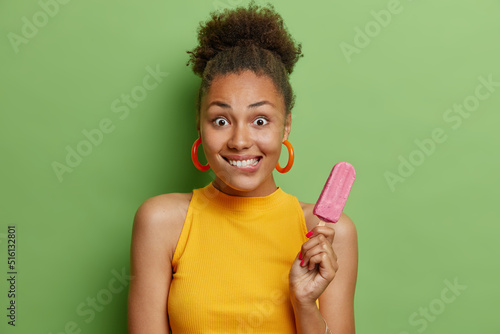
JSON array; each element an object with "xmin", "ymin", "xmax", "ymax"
[
  {"xmin": 201, "ymin": 135, "xmax": 218, "ymax": 155},
  {"xmin": 200, "ymin": 128, "xmax": 215, "ymax": 152},
  {"xmin": 201, "ymin": 129, "xmax": 228, "ymax": 158},
  {"xmin": 262, "ymin": 125, "xmax": 284, "ymax": 143},
  {"xmin": 256, "ymin": 133, "xmax": 283, "ymax": 155}
]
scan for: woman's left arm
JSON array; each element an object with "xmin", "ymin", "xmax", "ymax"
[
  {"xmin": 289, "ymin": 212, "xmax": 358, "ymax": 334},
  {"xmin": 318, "ymin": 213, "xmax": 358, "ymax": 333}
]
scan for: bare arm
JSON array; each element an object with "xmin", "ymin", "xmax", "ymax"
[
  {"xmin": 127, "ymin": 194, "xmax": 188, "ymax": 334},
  {"xmin": 319, "ymin": 213, "xmax": 358, "ymax": 333},
  {"xmin": 292, "ymin": 205, "xmax": 358, "ymax": 334}
]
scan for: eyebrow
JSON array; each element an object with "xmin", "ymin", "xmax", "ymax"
[{"xmin": 207, "ymin": 100, "xmax": 275, "ymax": 109}]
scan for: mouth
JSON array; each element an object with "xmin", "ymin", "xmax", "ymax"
[{"xmin": 222, "ymin": 156, "xmax": 262, "ymax": 169}]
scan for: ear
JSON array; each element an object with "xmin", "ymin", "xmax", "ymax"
[{"xmin": 282, "ymin": 113, "xmax": 292, "ymax": 141}]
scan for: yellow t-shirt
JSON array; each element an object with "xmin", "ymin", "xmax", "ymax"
[{"xmin": 167, "ymin": 182, "xmax": 308, "ymax": 333}]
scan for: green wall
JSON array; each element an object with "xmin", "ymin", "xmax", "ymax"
[{"xmin": 1, "ymin": 0, "xmax": 499, "ymax": 333}]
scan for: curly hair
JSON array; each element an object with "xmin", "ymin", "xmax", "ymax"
[{"xmin": 186, "ymin": 0, "xmax": 303, "ymax": 123}]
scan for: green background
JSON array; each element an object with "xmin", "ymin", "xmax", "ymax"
[{"xmin": 1, "ymin": 0, "xmax": 499, "ymax": 333}]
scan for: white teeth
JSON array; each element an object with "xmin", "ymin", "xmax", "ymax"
[{"xmin": 228, "ymin": 158, "xmax": 259, "ymax": 167}]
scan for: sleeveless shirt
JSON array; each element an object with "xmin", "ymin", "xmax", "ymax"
[{"xmin": 167, "ymin": 182, "xmax": 309, "ymax": 333}]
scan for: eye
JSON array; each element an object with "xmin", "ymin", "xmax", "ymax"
[
  {"xmin": 254, "ymin": 117, "xmax": 268, "ymax": 126},
  {"xmin": 213, "ymin": 117, "xmax": 228, "ymax": 126}
]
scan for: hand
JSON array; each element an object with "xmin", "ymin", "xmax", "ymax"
[{"xmin": 289, "ymin": 224, "xmax": 339, "ymax": 306}]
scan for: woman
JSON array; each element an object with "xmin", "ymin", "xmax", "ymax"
[{"xmin": 127, "ymin": 2, "xmax": 358, "ymax": 333}]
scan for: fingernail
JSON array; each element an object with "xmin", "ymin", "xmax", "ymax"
[
  {"xmin": 300, "ymin": 259, "xmax": 304, "ymax": 266},
  {"xmin": 299, "ymin": 252, "xmax": 303, "ymax": 260},
  {"xmin": 306, "ymin": 231, "xmax": 313, "ymax": 238}
]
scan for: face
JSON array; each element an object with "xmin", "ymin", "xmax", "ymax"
[{"xmin": 199, "ymin": 70, "xmax": 291, "ymax": 197}]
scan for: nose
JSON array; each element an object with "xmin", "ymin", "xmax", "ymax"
[{"xmin": 227, "ymin": 123, "xmax": 252, "ymax": 150}]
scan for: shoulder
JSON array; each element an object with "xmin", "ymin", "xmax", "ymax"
[
  {"xmin": 135, "ymin": 192, "xmax": 193, "ymax": 225},
  {"xmin": 298, "ymin": 201, "xmax": 357, "ymax": 244},
  {"xmin": 132, "ymin": 192, "xmax": 193, "ymax": 260}
]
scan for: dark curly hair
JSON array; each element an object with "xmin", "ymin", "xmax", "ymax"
[{"xmin": 186, "ymin": 0, "xmax": 303, "ymax": 126}]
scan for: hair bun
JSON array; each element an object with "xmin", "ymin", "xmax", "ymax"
[{"xmin": 187, "ymin": 1, "xmax": 303, "ymax": 77}]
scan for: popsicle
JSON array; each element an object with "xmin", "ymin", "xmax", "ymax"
[{"xmin": 313, "ymin": 162, "xmax": 356, "ymax": 225}]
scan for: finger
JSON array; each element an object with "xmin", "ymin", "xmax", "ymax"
[
  {"xmin": 302, "ymin": 233, "xmax": 335, "ymax": 257},
  {"xmin": 307, "ymin": 252, "xmax": 337, "ymax": 281},
  {"xmin": 306, "ymin": 225, "xmax": 335, "ymax": 244},
  {"xmin": 307, "ymin": 249, "xmax": 335, "ymax": 270},
  {"xmin": 308, "ymin": 234, "xmax": 334, "ymax": 255},
  {"xmin": 301, "ymin": 232, "xmax": 326, "ymax": 254},
  {"xmin": 301, "ymin": 235, "xmax": 335, "ymax": 268}
]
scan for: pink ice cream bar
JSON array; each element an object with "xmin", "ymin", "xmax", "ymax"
[{"xmin": 313, "ymin": 162, "xmax": 356, "ymax": 223}]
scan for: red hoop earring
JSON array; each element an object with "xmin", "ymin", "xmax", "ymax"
[
  {"xmin": 191, "ymin": 138, "xmax": 210, "ymax": 171},
  {"xmin": 276, "ymin": 140, "xmax": 294, "ymax": 173}
]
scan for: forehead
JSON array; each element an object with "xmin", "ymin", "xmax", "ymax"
[{"xmin": 202, "ymin": 70, "xmax": 284, "ymax": 109}]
